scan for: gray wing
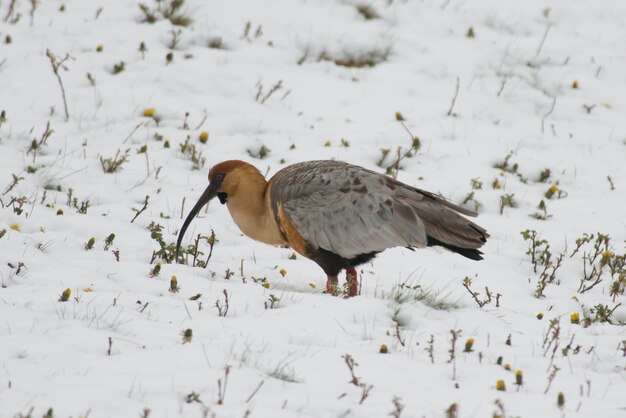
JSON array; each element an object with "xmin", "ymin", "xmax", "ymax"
[{"xmin": 270, "ymin": 160, "xmax": 488, "ymax": 260}]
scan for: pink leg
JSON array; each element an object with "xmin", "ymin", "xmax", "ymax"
[
  {"xmin": 346, "ymin": 267, "xmax": 359, "ymax": 297},
  {"xmin": 326, "ymin": 275, "xmax": 338, "ymax": 296}
]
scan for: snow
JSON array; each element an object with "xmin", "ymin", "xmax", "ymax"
[{"xmin": 1, "ymin": 0, "xmax": 625, "ymax": 417}]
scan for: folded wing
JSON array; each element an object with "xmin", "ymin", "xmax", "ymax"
[{"xmin": 270, "ymin": 160, "xmax": 488, "ymax": 260}]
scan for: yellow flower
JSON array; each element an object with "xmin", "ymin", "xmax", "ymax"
[
  {"xmin": 504, "ymin": 363, "xmax": 511, "ymax": 371},
  {"xmin": 83, "ymin": 287, "xmax": 93, "ymax": 292},
  {"xmin": 279, "ymin": 268, "xmax": 287, "ymax": 277},
  {"xmin": 536, "ymin": 312, "xmax": 544, "ymax": 320},
  {"xmin": 262, "ymin": 282, "xmax": 270, "ymax": 289},
  {"xmin": 601, "ymin": 250, "xmax": 613, "ymax": 265},
  {"xmin": 570, "ymin": 312, "xmax": 580, "ymax": 324},
  {"xmin": 308, "ymin": 283, "xmax": 316, "ymax": 289},
  {"xmin": 463, "ymin": 338, "xmax": 475, "ymax": 352},
  {"xmin": 142, "ymin": 108, "xmax": 156, "ymax": 117},
  {"xmin": 10, "ymin": 223, "xmax": 19, "ymax": 231},
  {"xmin": 199, "ymin": 131, "xmax": 209, "ymax": 143},
  {"xmin": 515, "ymin": 370, "xmax": 523, "ymax": 386},
  {"xmin": 545, "ymin": 185, "xmax": 559, "ymax": 199},
  {"xmin": 150, "ymin": 262, "xmax": 161, "ymax": 278},
  {"xmin": 59, "ymin": 288, "xmax": 71, "ymax": 302},
  {"xmin": 169, "ymin": 275, "xmax": 180, "ymax": 293},
  {"xmin": 182, "ymin": 328, "xmax": 193, "ymax": 344},
  {"xmin": 495, "ymin": 380, "xmax": 506, "ymax": 391},
  {"xmin": 379, "ymin": 344, "xmax": 388, "ymax": 353}
]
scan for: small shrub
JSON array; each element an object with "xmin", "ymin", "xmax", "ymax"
[
  {"xmin": 179, "ymin": 136, "xmax": 206, "ymax": 169},
  {"xmin": 100, "ymin": 149, "xmax": 130, "ymax": 173},
  {"xmin": 139, "ymin": 0, "xmax": 192, "ymax": 27},
  {"xmin": 247, "ymin": 145, "xmax": 271, "ymax": 159},
  {"xmin": 112, "ymin": 61, "xmax": 125, "ymax": 74},
  {"xmin": 356, "ymin": 4, "xmax": 380, "ymax": 20}
]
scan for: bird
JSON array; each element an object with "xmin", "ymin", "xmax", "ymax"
[{"xmin": 176, "ymin": 160, "xmax": 489, "ymax": 297}]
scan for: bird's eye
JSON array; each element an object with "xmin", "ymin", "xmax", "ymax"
[{"xmin": 214, "ymin": 173, "xmax": 224, "ymax": 182}]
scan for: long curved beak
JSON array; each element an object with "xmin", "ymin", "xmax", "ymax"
[{"xmin": 175, "ymin": 182, "xmax": 218, "ymax": 261}]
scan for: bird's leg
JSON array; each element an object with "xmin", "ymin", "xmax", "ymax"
[
  {"xmin": 346, "ymin": 267, "xmax": 359, "ymax": 297},
  {"xmin": 326, "ymin": 275, "xmax": 339, "ymax": 296}
]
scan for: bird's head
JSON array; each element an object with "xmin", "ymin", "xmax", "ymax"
[{"xmin": 175, "ymin": 160, "xmax": 261, "ymax": 260}]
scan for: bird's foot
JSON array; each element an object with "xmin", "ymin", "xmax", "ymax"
[
  {"xmin": 346, "ymin": 267, "xmax": 359, "ymax": 297},
  {"xmin": 326, "ymin": 275, "xmax": 339, "ymax": 296}
]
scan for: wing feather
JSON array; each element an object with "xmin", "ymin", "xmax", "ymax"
[{"xmin": 270, "ymin": 161, "xmax": 487, "ymax": 259}]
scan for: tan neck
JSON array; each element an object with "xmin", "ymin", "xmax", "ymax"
[{"xmin": 226, "ymin": 169, "xmax": 286, "ymax": 246}]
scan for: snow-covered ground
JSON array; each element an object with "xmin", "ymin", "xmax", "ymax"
[{"xmin": 1, "ymin": 0, "xmax": 625, "ymax": 417}]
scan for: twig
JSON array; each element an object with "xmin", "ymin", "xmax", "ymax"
[
  {"xmin": 204, "ymin": 229, "xmax": 217, "ymax": 268},
  {"xmin": 390, "ymin": 396, "xmax": 404, "ymax": 418},
  {"xmin": 26, "ymin": 121, "xmax": 54, "ymax": 162},
  {"xmin": 496, "ymin": 75, "xmax": 509, "ymax": 97},
  {"xmin": 394, "ymin": 323, "xmax": 406, "ymax": 347},
  {"xmin": 607, "ymin": 176, "xmax": 615, "ymax": 191},
  {"xmin": 544, "ymin": 365, "xmax": 560, "ymax": 394},
  {"xmin": 45, "ymin": 49, "xmax": 72, "ymax": 121},
  {"xmin": 217, "ymin": 365, "xmax": 231, "ymax": 405},
  {"xmin": 258, "ymin": 80, "xmax": 283, "ymax": 104},
  {"xmin": 446, "ymin": 77, "xmax": 460, "ymax": 117},
  {"xmin": 425, "ymin": 335, "xmax": 435, "ymax": 363},
  {"xmin": 215, "ymin": 289, "xmax": 229, "ymax": 317},
  {"xmin": 245, "ymin": 380, "xmax": 264, "ymax": 403},
  {"xmin": 342, "ymin": 354, "xmax": 361, "ymax": 386},
  {"xmin": 340, "ymin": 353, "xmax": 373, "ymax": 404},
  {"xmin": 385, "ymin": 122, "xmax": 421, "ymax": 178},
  {"xmin": 359, "ymin": 384, "xmax": 373, "ymax": 404},
  {"xmin": 541, "ymin": 96, "xmax": 556, "ymax": 134},
  {"xmin": 463, "ymin": 281, "xmax": 482, "ymax": 306},
  {"xmin": 191, "ymin": 233, "xmax": 202, "ymax": 267},
  {"xmin": 125, "ymin": 165, "xmax": 161, "ymax": 191},
  {"xmin": 130, "ymin": 195, "xmax": 150, "ymax": 223},
  {"xmin": 29, "ymin": 0, "xmax": 38, "ymax": 26},
  {"xmin": 123, "ymin": 122, "xmax": 146, "ymax": 144},
  {"xmin": 448, "ymin": 329, "xmax": 461, "ymax": 380},
  {"xmin": 462, "ymin": 278, "xmax": 492, "ymax": 308},
  {"xmin": 2, "ymin": 174, "xmax": 24, "ymax": 196},
  {"xmin": 4, "ymin": 0, "xmax": 17, "ymax": 22},
  {"xmin": 194, "ymin": 113, "xmax": 208, "ymax": 130},
  {"xmin": 535, "ymin": 24, "xmax": 552, "ymax": 57}
]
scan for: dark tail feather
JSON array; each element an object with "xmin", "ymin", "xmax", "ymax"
[{"xmin": 427, "ymin": 236, "xmax": 484, "ymax": 261}]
